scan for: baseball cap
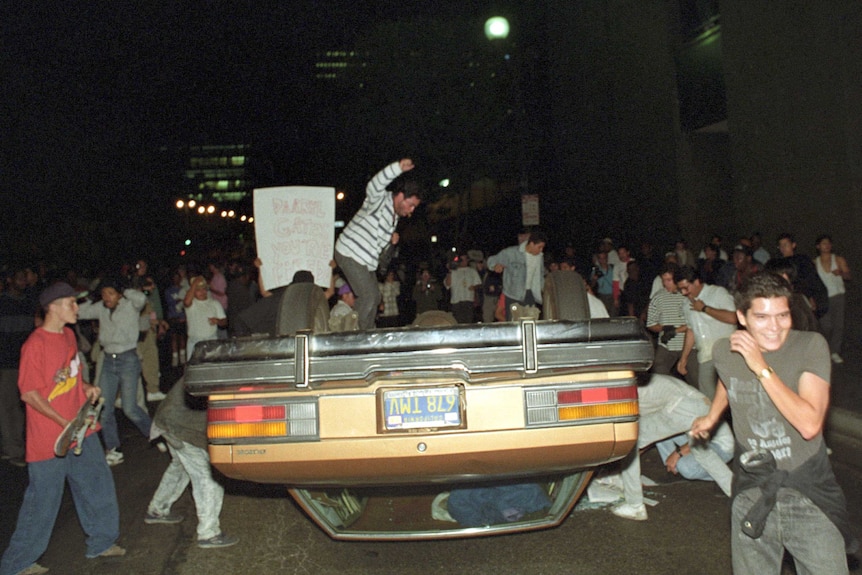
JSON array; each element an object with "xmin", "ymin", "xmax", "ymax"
[{"xmin": 39, "ymin": 282, "xmax": 80, "ymax": 308}]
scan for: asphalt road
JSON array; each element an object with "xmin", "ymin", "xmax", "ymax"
[{"xmin": 1, "ymin": 411, "xmax": 860, "ymax": 575}]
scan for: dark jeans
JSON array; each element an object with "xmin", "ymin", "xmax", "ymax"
[{"xmin": 98, "ymin": 349, "xmax": 152, "ymax": 450}]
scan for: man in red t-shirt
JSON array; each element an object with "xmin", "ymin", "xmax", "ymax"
[{"xmin": 0, "ymin": 283, "xmax": 125, "ymax": 575}]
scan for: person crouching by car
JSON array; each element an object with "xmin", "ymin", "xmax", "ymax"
[{"xmin": 144, "ymin": 378, "xmax": 237, "ymax": 549}]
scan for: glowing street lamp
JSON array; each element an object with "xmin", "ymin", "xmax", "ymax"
[{"xmin": 484, "ymin": 16, "xmax": 510, "ymax": 40}]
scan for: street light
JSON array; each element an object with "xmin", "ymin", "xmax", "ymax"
[{"xmin": 484, "ymin": 16, "xmax": 510, "ymax": 40}]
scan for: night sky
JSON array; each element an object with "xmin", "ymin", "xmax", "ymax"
[{"xmin": 4, "ymin": 1, "xmax": 505, "ymax": 268}]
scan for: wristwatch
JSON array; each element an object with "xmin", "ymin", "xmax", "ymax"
[{"xmin": 755, "ymin": 366, "xmax": 775, "ymax": 381}]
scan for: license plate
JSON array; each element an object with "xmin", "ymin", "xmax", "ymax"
[{"xmin": 383, "ymin": 386, "xmax": 461, "ymax": 430}]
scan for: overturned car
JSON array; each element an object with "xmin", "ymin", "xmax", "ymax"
[{"xmin": 185, "ymin": 270, "xmax": 653, "ymax": 540}]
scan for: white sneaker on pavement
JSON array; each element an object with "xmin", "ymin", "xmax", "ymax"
[
  {"xmin": 15, "ymin": 563, "xmax": 49, "ymax": 575},
  {"xmin": 198, "ymin": 532, "xmax": 239, "ymax": 549},
  {"xmin": 611, "ymin": 502, "xmax": 647, "ymax": 521},
  {"xmin": 147, "ymin": 391, "xmax": 167, "ymax": 402},
  {"xmin": 94, "ymin": 544, "xmax": 126, "ymax": 558},
  {"xmin": 105, "ymin": 448, "xmax": 124, "ymax": 467}
]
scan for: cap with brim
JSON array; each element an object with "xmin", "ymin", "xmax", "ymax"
[
  {"xmin": 338, "ymin": 283, "xmax": 353, "ymax": 296},
  {"xmin": 39, "ymin": 282, "xmax": 79, "ymax": 308}
]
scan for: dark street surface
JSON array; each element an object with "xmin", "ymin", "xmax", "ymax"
[
  {"xmin": 2, "ymin": 423, "xmax": 859, "ymax": 575},
  {"xmin": 1, "ymin": 336, "xmax": 860, "ymax": 575}
]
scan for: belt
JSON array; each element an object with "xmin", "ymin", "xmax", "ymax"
[{"xmin": 106, "ymin": 349, "xmax": 136, "ymax": 359}]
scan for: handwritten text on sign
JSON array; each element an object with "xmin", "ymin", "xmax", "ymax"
[{"xmin": 254, "ymin": 186, "xmax": 335, "ymax": 291}]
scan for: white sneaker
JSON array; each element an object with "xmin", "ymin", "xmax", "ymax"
[
  {"xmin": 105, "ymin": 448, "xmax": 124, "ymax": 467},
  {"xmin": 831, "ymin": 353, "xmax": 844, "ymax": 364},
  {"xmin": 147, "ymin": 391, "xmax": 166, "ymax": 402},
  {"xmin": 611, "ymin": 502, "xmax": 647, "ymax": 521},
  {"xmin": 15, "ymin": 562, "xmax": 48, "ymax": 575}
]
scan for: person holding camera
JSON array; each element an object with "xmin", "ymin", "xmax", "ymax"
[
  {"xmin": 646, "ymin": 262, "xmax": 691, "ymax": 381},
  {"xmin": 590, "ymin": 250, "xmax": 615, "ymax": 316},
  {"xmin": 412, "ymin": 269, "xmax": 442, "ymax": 319}
]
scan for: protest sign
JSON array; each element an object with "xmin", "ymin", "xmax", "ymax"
[{"xmin": 254, "ymin": 186, "xmax": 335, "ymax": 290}]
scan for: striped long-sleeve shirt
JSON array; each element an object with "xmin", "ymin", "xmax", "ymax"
[{"xmin": 334, "ymin": 161, "xmax": 403, "ymax": 271}]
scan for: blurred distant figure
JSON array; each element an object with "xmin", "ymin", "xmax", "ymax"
[
  {"xmin": 777, "ymin": 233, "xmax": 829, "ymax": 319},
  {"xmin": 412, "ymin": 269, "xmax": 443, "ymax": 319},
  {"xmin": 814, "ymin": 234, "xmax": 851, "ymax": 363},
  {"xmin": 377, "ymin": 270, "xmax": 401, "ymax": 328},
  {"xmin": 0, "ymin": 267, "xmax": 36, "ymax": 468},
  {"xmin": 445, "ymin": 255, "xmax": 481, "ymax": 324}
]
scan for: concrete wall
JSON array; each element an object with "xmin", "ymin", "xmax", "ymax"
[
  {"xmin": 721, "ymin": 1, "xmax": 862, "ymax": 338},
  {"xmin": 722, "ymin": 2, "xmax": 861, "ymax": 252},
  {"xmin": 543, "ymin": 1, "xmax": 860, "ymax": 330}
]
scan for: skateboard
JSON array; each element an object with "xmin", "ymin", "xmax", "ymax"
[{"xmin": 54, "ymin": 397, "xmax": 105, "ymax": 457}]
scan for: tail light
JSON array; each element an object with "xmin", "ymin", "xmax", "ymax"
[
  {"xmin": 525, "ymin": 383, "xmax": 638, "ymax": 427},
  {"xmin": 207, "ymin": 400, "xmax": 319, "ymax": 443}
]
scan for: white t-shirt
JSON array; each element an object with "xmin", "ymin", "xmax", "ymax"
[
  {"xmin": 588, "ymin": 293, "xmax": 610, "ymax": 319},
  {"xmin": 186, "ymin": 297, "xmax": 226, "ymax": 343},
  {"xmin": 683, "ymin": 284, "xmax": 736, "ymax": 363},
  {"xmin": 449, "ymin": 267, "xmax": 482, "ymax": 304}
]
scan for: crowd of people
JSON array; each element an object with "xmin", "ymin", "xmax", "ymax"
[{"xmin": 0, "ymin": 157, "xmax": 856, "ymax": 574}]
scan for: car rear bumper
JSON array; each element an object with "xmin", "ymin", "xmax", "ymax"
[{"xmin": 209, "ymin": 421, "xmax": 637, "ymax": 486}]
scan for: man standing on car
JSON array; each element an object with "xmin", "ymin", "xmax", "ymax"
[
  {"xmin": 692, "ymin": 272, "xmax": 856, "ymax": 573},
  {"xmin": 334, "ymin": 158, "xmax": 421, "ymax": 330},
  {"xmin": 1, "ymin": 283, "xmax": 124, "ymax": 575}
]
